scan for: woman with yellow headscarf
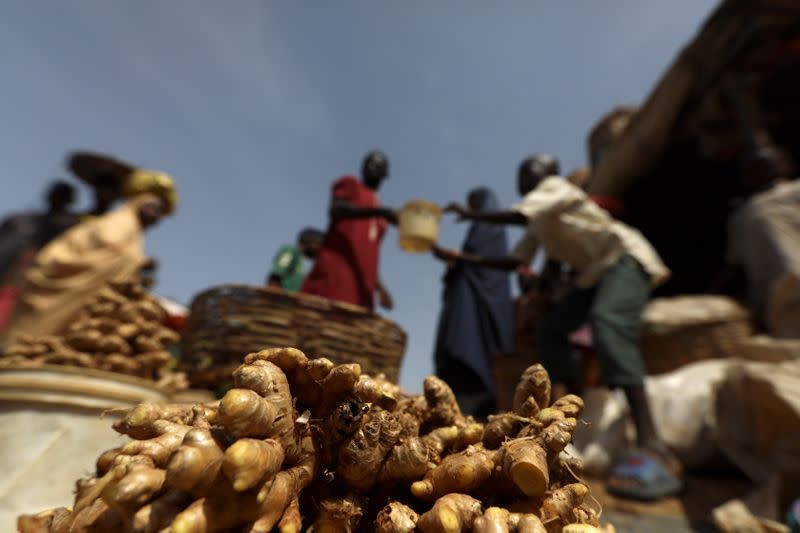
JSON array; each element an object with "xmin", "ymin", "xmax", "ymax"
[{"xmin": 1, "ymin": 158, "xmax": 177, "ymax": 343}]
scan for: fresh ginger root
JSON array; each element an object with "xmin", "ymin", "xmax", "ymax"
[
  {"xmin": 113, "ymin": 405, "xmax": 197, "ymax": 440},
  {"xmin": 2, "ymin": 278, "xmax": 186, "ymax": 386},
  {"xmin": 131, "ymin": 489, "xmax": 192, "ymax": 533},
  {"xmin": 118, "ymin": 421, "xmax": 191, "ymax": 467},
  {"xmin": 540, "ymin": 483, "xmax": 589, "ymax": 533},
  {"xmin": 277, "ymin": 496, "xmax": 302, "ymax": 533},
  {"xmin": 379, "ymin": 435, "xmax": 433, "ymax": 485},
  {"xmin": 417, "ymin": 493, "xmax": 483, "ymax": 533},
  {"xmin": 17, "ymin": 507, "xmax": 71, "ymax": 533},
  {"xmin": 551, "ymin": 394, "xmax": 585, "ymax": 418},
  {"xmin": 222, "ymin": 438, "xmax": 284, "ymax": 491},
  {"xmin": 375, "ymin": 502, "xmax": 420, "ymax": 533},
  {"xmin": 311, "ymin": 495, "xmax": 364, "ymax": 533},
  {"xmin": 101, "ymin": 464, "xmax": 166, "ymax": 519},
  {"xmin": 165, "ymin": 428, "xmax": 225, "ymax": 496},
  {"xmin": 318, "ymin": 363, "xmax": 362, "ymax": 415},
  {"xmin": 516, "ymin": 514, "xmax": 548, "ymax": 533},
  {"xmin": 472, "ymin": 507, "xmax": 548, "ymax": 533},
  {"xmin": 473, "ymin": 507, "xmax": 513, "ymax": 533},
  {"xmin": 411, "ymin": 445, "xmax": 496, "ymax": 501},
  {"xmin": 338, "ymin": 410, "xmax": 401, "ymax": 492},
  {"xmin": 23, "ymin": 348, "xmax": 598, "ymax": 533},
  {"xmin": 423, "ymin": 376, "xmax": 471, "ymax": 430},
  {"xmin": 354, "ymin": 374, "xmax": 398, "ymax": 409},
  {"xmin": 218, "ymin": 388, "xmax": 284, "ymax": 439},
  {"xmin": 513, "ymin": 364, "xmax": 551, "ymax": 412},
  {"xmin": 501, "ymin": 437, "xmax": 550, "ymax": 498}
]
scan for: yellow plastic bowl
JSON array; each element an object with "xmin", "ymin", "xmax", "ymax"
[{"xmin": 397, "ymin": 200, "xmax": 443, "ymax": 253}]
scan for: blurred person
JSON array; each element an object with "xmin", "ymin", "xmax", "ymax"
[
  {"xmin": 301, "ymin": 151, "xmax": 397, "ymax": 311},
  {"xmin": 1, "ymin": 170, "xmax": 177, "ymax": 343},
  {"xmin": 437, "ymin": 154, "xmax": 681, "ymax": 500},
  {"xmin": 431, "ymin": 187, "xmax": 513, "ymax": 418},
  {"xmin": 0, "ymin": 181, "xmax": 80, "ymax": 332},
  {"xmin": 0, "ymin": 181, "xmax": 78, "ymax": 279},
  {"xmin": 712, "ymin": 145, "xmax": 800, "ymax": 338},
  {"xmin": 267, "ymin": 228, "xmax": 324, "ymax": 291},
  {"xmin": 68, "ymin": 151, "xmax": 135, "ymax": 218}
]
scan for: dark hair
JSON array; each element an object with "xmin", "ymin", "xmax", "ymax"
[
  {"xmin": 519, "ymin": 154, "xmax": 560, "ymax": 181},
  {"xmin": 46, "ymin": 180, "xmax": 76, "ymax": 203},
  {"xmin": 297, "ymin": 228, "xmax": 324, "ymax": 244},
  {"xmin": 362, "ymin": 150, "xmax": 389, "ymax": 179}
]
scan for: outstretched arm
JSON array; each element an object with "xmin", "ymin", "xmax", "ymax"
[
  {"xmin": 376, "ymin": 278, "xmax": 394, "ymax": 310},
  {"xmin": 432, "ymin": 245, "xmax": 522, "ymax": 271},
  {"xmin": 444, "ymin": 203, "xmax": 527, "ymax": 226},
  {"xmin": 330, "ymin": 199, "xmax": 398, "ymax": 224}
]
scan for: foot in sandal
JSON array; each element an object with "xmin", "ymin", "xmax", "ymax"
[{"xmin": 606, "ymin": 449, "xmax": 682, "ymax": 501}]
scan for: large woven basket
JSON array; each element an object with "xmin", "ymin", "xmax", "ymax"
[
  {"xmin": 641, "ymin": 295, "xmax": 753, "ymax": 375},
  {"xmin": 180, "ymin": 285, "xmax": 407, "ymax": 388}
]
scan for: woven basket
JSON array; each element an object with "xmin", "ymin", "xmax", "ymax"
[
  {"xmin": 180, "ymin": 285, "xmax": 407, "ymax": 388},
  {"xmin": 641, "ymin": 295, "xmax": 753, "ymax": 375}
]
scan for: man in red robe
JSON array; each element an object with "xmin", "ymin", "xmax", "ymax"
[{"xmin": 301, "ymin": 151, "xmax": 397, "ymax": 311}]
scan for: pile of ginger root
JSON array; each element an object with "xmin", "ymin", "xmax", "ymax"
[
  {"xmin": 1, "ymin": 279, "xmax": 186, "ymax": 390},
  {"xmin": 19, "ymin": 347, "xmax": 611, "ymax": 533}
]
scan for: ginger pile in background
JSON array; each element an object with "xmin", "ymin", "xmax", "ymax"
[
  {"xmin": 19, "ymin": 347, "xmax": 610, "ymax": 533},
  {"xmin": 1, "ymin": 280, "xmax": 187, "ymax": 392}
]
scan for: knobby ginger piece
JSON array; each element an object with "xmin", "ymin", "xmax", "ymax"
[
  {"xmin": 375, "ymin": 502, "xmax": 419, "ymax": 533},
  {"xmin": 417, "ymin": 493, "xmax": 483, "ymax": 533}
]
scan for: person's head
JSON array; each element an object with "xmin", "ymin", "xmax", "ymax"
[
  {"xmin": 739, "ymin": 145, "xmax": 797, "ymax": 195},
  {"xmin": 467, "ymin": 188, "xmax": 488, "ymax": 211},
  {"xmin": 92, "ymin": 175, "xmax": 123, "ymax": 214},
  {"xmin": 45, "ymin": 180, "xmax": 76, "ymax": 212},
  {"xmin": 361, "ymin": 150, "xmax": 389, "ymax": 189},
  {"xmin": 517, "ymin": 154, "xmax": 560, "ymax": 196},
  {"xmin": 123, "ymin": 169, "xmax": 178, "ymax": 215},
  {"xmin": 467, "ymin": 187, "xmax": 499, "ymax": 212},
  {"xmin": 297, "ymin": 228, "xmax": 324, "ymax": 259},
  {"xmin": 136, "ymin": 196, "xmax": 167, "ymax": 229}
]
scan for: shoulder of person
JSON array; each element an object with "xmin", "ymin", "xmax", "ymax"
[
  {"xmin": 333, "ymin": 175, "xmax": 361, "ymax": 188},
  {"xmin": 332, "ymin": 175, "xmax": 363, "ymax": 198}
]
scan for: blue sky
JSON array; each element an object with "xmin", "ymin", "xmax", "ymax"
[{"xmin": 1, "ymin": 1, "xmax": 717, "ymax": 390}]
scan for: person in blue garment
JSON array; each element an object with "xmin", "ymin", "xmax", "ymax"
[{"xmin": 431, "ymin": 187, "xmax": 513, "ymax": 419}]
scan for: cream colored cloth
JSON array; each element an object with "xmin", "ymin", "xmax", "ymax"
[
  {"xmin": 1, "ymin": 195, "xmax": 153, "ymax": 342},
  {"xmin": 511, "ymin": 176, "xmax": 670, "ymax": 289},
  {"xmin": 727, "ymin": 180, "xmax": 800, "ymax": 338}
]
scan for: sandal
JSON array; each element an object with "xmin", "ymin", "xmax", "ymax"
[{"xmin": 607, "ymin": 450, "xmax": 682, "ymax": 501}]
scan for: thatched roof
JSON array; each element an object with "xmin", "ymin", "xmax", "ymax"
[{"xmin": 588, "ymin": 0, "xmax": 800, "ymax": 196}]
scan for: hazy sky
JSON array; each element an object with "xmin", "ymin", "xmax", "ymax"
[{"xmin": 1, "ymin": 1, "xmax": 717, "ymax": 390}]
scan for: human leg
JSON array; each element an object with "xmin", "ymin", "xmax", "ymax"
[
  {"xmin": 591, "ymin": 256, "xmax": 681, "ymax": 498},
  {"xmin": 536, "ymin": 286, "xmax": 594, "ymax": 393}
]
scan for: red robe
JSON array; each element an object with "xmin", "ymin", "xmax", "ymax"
[{"xmin": 301, "ymin": 176, "xmax": 387, "ymax": 310}]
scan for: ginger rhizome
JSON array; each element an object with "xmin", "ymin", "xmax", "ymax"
[
  {"xmin": 19, "ymin": 347, "xmax": 600, "ymax": 533},
  {"xmin": 1, "ymin": 279, "xmax": 186, "ymax": 389}
]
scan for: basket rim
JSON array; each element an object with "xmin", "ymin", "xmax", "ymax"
[{"xmin": 187, "ymin": 284, "xmax": 404, "ymax": 328}]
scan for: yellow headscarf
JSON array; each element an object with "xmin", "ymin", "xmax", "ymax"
[{"xmin": 122, "ymin": 169, "xmax": 179, "ymax": 214}]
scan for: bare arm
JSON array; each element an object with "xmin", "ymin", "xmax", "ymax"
[
  {"xmin": 330, "ymin": 199, "xmax": 398, "ymax": 224},
  {"xmin": 433, "ymin": 245, "xmax": 522, "ymax": 271},
  {"xmin": 444, "ymin": 203, "xmax": 527, "ymax": 226},
  {"xmin": 376, "ymin": 278, "xmax": 394, "ymax": 310},
  {"xmin": 465, "ymin": 209, "xmax": 528, "ymax": 226}
]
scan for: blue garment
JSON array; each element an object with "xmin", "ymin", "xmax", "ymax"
[{"xmin": 434, "ymin": 187, "xmax": 513, "ymax": 395}]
